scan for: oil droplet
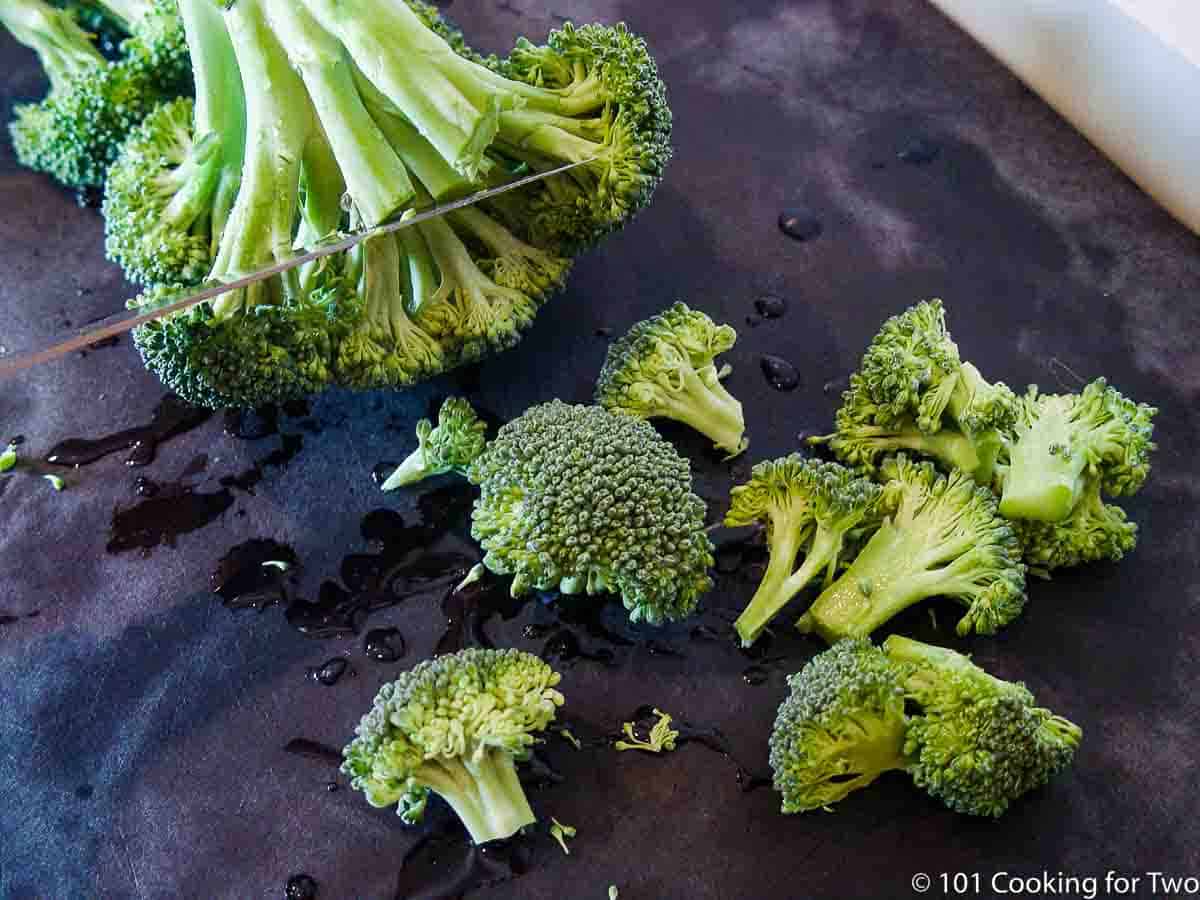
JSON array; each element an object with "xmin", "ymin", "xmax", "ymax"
[
  {"xmin": 760, "ymin": 355, "xmax": 800, "ymax": 391},
  {"xmin": 285, "ymin": 873, "xmax": 319, "ymax": 900},
  {"xmin": 898, "ymin": 137, "xmax": 941, "ymax": 165},
  {"xmin": 307, "ymin": 657, "xmax": 352, "ymax": 686},
  {"xmin": 363, "ymin": 627, "xmax": 406, "ymax": 663},
  {"xmin": 777, "ymin": 209, "xmax": 822, "ymax": 242},
  {"xmin": 754, "ymin": 294, "xmax": 787, "ymax": 318}
]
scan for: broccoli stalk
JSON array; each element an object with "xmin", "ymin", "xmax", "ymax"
[
  {"xmin": 342, "ymin": 648, "xmax": 564, "ymax": 844},
  {"xmin": 381, "ymin": 397, "xmax": 487, "ymax": 489},
  {"xmin": 0, "ymin": 0, "xmax": 104, "ymax": 94},
  {"xmin": 725, "ymin": 456, "xmax": 881, "ymax": 647},
  {"xmin": 796, "ymin": 455, "xmax": 1026, "ymax": 641},
  {"xmin": 596, "ymin": 303, "xmax": 747, "ymax": 457},
  {"xmin": 999, "ymin": 378, "xmax": 1156, "ymax": 522}
]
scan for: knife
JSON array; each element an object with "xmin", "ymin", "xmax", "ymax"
[{"xmin": 0, "ymin": 158, "xmax": 590, "ymax": 377}]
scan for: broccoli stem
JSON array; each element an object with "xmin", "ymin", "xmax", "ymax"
[
  {"xmin": 0, "ymin": 0, "xmax": 104, "ymax": 93},
  {"xmin": 380, "ymin": 449, "xmax": 432, "ymax": 490},
  {"xmin": 797, "ymin": 521, "xmax": 939, "ymax": 641},
  {"xmin": 398, "ymin": 225, "xmax": 441, "ymax": 314},
  {"xmin": 1000, "ymin": 427, "xmax": 1087, "ymax": 523},
  {"xmin": 734, "ymin": 520, "xmax": 806, "ymax": 646},
  {"xmin": 417, "ymin": 751, "xmax": 535, "ymax": 844},
  {"xmin": 296, "ymin": 122, "xmax": 346, "ymax": 247},
  {"xmin": 655, "ymin": 366, "xmax": 746, "ymax": 457}
]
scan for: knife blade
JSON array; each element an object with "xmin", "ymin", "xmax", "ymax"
[{"xmin": 0, "ymin": 157, "xmax": 590, "ymax": 377}]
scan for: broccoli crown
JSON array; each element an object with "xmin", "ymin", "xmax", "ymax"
[
  {"xmin": 467, "ymin": 401, "xmax": 714, "ymax": 625},
  {"xmin": 381, "ymin": 396, "xmax": 488, "ymax": 490},
  {"xmin": 769, "ymin": 639, "xmax": 909, "ymax": 813},
  {"xmin": 883, "ymin": 636, "xmax": 1081, "ymax": 817},
  {"xmin": 1013, "ymin": 475, "xmax": 1137, "ymax": 571},
  {"xmin": 727, "ymin": 455, "xmax": 883, "ymax": 646},
  {"xmin": 999, "ymin": 379, "xmax": 1157, "ymax": 523},
  {"xmin": 341, "ymin": 648, "xmax": 564, "ymax": 843},
  {"xmin": 597, "ymin": 302, "xmax": 746, "ymax": 456},
  {"xmin": 798, "ymin": 455, "xmax": 1026, "ymax": 641},
  {"xmin": 8, "ymin": 0, "xmax": 192, "ymax": 189}
]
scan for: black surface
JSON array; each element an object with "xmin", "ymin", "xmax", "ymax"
[{"xmin": 2, "ymin": 2, "xmax": 1199, "ymax": 898}]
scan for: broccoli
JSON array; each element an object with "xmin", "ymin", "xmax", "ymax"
[
  {"xmin": 725, "ymin": 455, "xmax": 882, "ymax": 647},
  {"xmin": 613, "ymin": 708, "xmax": 679, "ymax": 753},
  {"xmin": 1012, "ymin": 475, "xmax": 1138, "ymax": 571},
  {"xmin": 810, "ymin": 300, "xmax": 1016, "ymax": 484},
  {"xmin": 768, "ymin": 639, "xmax": 909, "ymax": 812},
  {"xmin": 796, "ymin": 455, "xmax": 1026, "ymax": 641},
  {"xmin": 341, "ymin": 648, "xmax": 563, "ymax": 844},
  {"xmin": 998, "ymin": 379, "xmax": 1156, "ymax": 523},
  {"xmin": 882, "ymin": 635, "xmax": 1082, "ymax": 817},
  {"xmin": 596, "ymin": 302, "xmax": 747, "ymax": 457},
  {"xmin": 105, "ymin": 0, "xmax": 659, "ymax": 407},
  {"xmin": 380, "ymin": 397, "xmax": 487, "ymax": 490},
  {"xmin": 4, "ymin": 0, "xmax": 190, "ymax": 190},
  {"xmin": 387, "ymin": 399, "xmax": 713, "ymax": 624},
  {"xmin": 549, "ymin": 818, "xmax": 576, "ymax": 854},
  {"xmin": 0, "ymin": 444, "xmax": 16, "ymax": 473}
]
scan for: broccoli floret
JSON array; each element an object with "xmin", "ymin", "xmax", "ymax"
[
  {"xmin": 461, "ymin": 401, "xmax": 713, "ymax": 625},
  {"xmin": 882, "ymin": 636, "xmax": 1081, "ymax": 817},
  {"xmin": 725, "ymin": 455, "xmax": 881, "ymax": 647},
  {"xmin": 796, "ymin": 455, "xmax": 1026, "ymax": 641},
  {"xmin": 999, "ymin": 379, "xmax": 1156, "ymax": 523},
  {"xmin": 596, "ymin": 302, "xmax": 747, "ymax": 457},
  {"xmin": 1012, "ymin": 475, "xmax": 1137, "ymax": 571},
  {"xmin": 341, "ymin": 648, "xmax": 564, "ymax": 845},
  {"xmin": 380, "ymin": 397, "xmax": 487, "ymax": 489},
  {"xmin": 613, "ymin": 708, "xmax": 679, "ymax": 753},
  {"xmin": 768, "ymin": 639, "xmax": 909, "ymax": 813},
  {"xmin": 5, "ymin": 0, "xmax": 191, "ymax": 189},
  {"xmin": 811, "ymin": 300, "xmax": 1016, "ymax": 484}
]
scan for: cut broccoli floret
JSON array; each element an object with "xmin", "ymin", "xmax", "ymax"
[
  {"xmin": 597, "ymin": 302, "xmax": 747, "ymax": 457},
  {"xmin": 380, "ymin": 397, "xmax": 487, "ymax": 489},
  {"xmin": 999, "ymin": 378, "xmax": 1156, "ymax": 523},
  {"xmin": 883, "ymin": 636, "xmax": 1081, "ymax": 817},
  {"xmin": 796, "ymin": 455, "xmax": 1026, "ymax": 641},
  {"xmin": 5, "ymin": 0, "xmax": 191, "ymax": 189},
  {"xmin": 811, "ymin": 300, "xmax": 1016, "ymax": 484},
  {"xmin": 1012, "ymin": 475, "xmax": 1138, "ymax": 571},
  {"xmin": 341, "ymin": 648, "xmax": 564, "ymax": 844},
  {"xmin": 769, "ymin": 639, "xmax": 909, "ymax": 812},
  {"xmin": 725, "ymin": 455, "xmax": 882, "ymax": 647}
]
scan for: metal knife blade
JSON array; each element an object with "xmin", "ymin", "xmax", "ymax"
[{"xmin": 0, "ymin": 157, "xmax": 589, "ymax": 378}]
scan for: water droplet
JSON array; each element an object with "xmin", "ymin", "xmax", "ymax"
[
  {"xmin": 370, "ymin": 461, "xmax": 399, "ymax": 488},
  {"xmin": 594, "ymin": 327, "xmax": 613, "ymax": 338},
  {"xmin": 133, "ymin": 476, "xmax": 159, "ymax": 498},
  {"xmin": 745, "ymin": 313, "xmax": 762, "ymax": 328},
  {"xmin": 325, "ymin": 781, "xmax": 339, "ymax": 793},
  {"xmin": 74, "ymin": 784, "xmax": 94, "ymax": 800},
  {"xmin": 754, "ymin": 294, "xmax": 787, "ymax": 318},
  {"xmin": 777, "ymin": 210, "xmax": 822, "ymax": 242},
  {"xmin": 742, "ymin": 665, "xmax": 769, "ymax": 686},
  {"xmin": 363, "ymin": 627, "xmax": 406, "ymax": 663},
  {"xmin": 898, "ymin": 137, "xmax": 941, "ymax": 165},
  {"xmin": 307, "ymin": 657, "xmax": 351, "ymax": 686},
  {"xmin": 760, "ymin": 355, "xmax": 800, "ymax": 391},
  {"xmin": 285, "ymin": 873, "xmax": 319, "ymax": 900}
]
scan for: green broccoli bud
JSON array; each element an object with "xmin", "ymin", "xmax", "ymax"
[
  {"xmin": 999, "ymin": 378, "xmax": 1156, "ymax": 523},
  {"xmin": 769, "ymin": 639, "xmax": 909, "ymax": 813},
  {"xmin": 597, "ymin": 302, "xmax": 747, "ymax": 457},
  {"xmin": 341, "ymin": 648, "xmax": 564, "ymax": 845},
  {"xmin": 882, "ymin": 636, "xmax": 1082, "ymax": 817},
  {"xmin": 466, "ymin": 401, "xmax": 714, "ymax": 625},
  {"xmin": 381, "ymin": 396, "xmax": 487, "ymax": 490},
  {"xmin": 725, "ymin": 455, "xmax": 882, "ymax": 647},
  {"xmin": 796, "ymin": 455, "xmax": 1026, "ymax": 641},
  {"xmin": 1012, "ymin": 475, "xmax": 1138, "ymax": 571}
]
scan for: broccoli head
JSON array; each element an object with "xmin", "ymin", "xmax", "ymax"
[
  {"xmin": 811, "ymin": 300, "xmax": 1016, "ymax": 484},
  {"xmin": 597, "ymin": 302, "xmax": 747, "ymax": 457},
  {"xmin": 883, "ymin": 636, "xmax": 1081, "ymax": 817},
  {"xmin": 999, "ymin": 378, "xmax": 1156, "ymax": 523},
  {"xmin": 341, "ymin": 648, "xmax": 564, "ymax": 844},
  {"xmin": 1012, "ymin": 475, "xmax": 1138, "ymax": 571},
  {"xmin": 381, "ymin": 397, "xmax": 487, "ymax": 490},
  {"xmin": 6, "ymin": 0, "xmax": 191, "ymax": 190},
  {"xmin": 769, "ymin": 639, "xmax": 908, "ymax": 813},
  {"xmin": 466, "ymin": 400, "xmax": 714, "ymax": 625},
  {"xmin": 797, "ymin": 455, "xmax": 1026, "ymax": 641},
  {"xmin": 725, "ymin": 455, "xmax": 882, "ymax": 647}
]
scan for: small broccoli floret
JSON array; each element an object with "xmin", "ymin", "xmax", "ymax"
[
  {"xmin": 613, "ymin": 708, "xmax": 679, "ymax": 753},
  {"xmin": 381, "ymin": 397, "xmax": 487, "ymax": 490},
  {"xmin": 341, "ymin": 648, "xmax": 564, "ymax": 845},
  {"xmin": 797, "ymin": 455, "xmax": 1026, "ymax": 641},
  {"xmin": 769, "ymin": 639, "xmax": 909, "ymax": 813},
  {"xmin": 6, "ymin": 0, "xmax": 191, "ymax": 189},
  {"xmin": 1012, "ymin": 475, "xmax": 1137, "ymax": 571},
  {"xmin": 467, "ymin": 401, "xmax": 714, "ymax": 625},
  {"xmin": 811, "ymin": 300, "xmax": 1016, "ymax": 484},
  {"xmin": 882, "ymin": 636, "xmax": 1081, "ymax": 817},
  {"xmin": 597, "ymin": 302, "xmax": 747, "ymax": 457},
  {"xmin": 549, "ymin": 818, "xmax": 576, "ymax": 854},
  {"xmin": 999, "ymin": 379, "xmax": 1156, "ymax": 523},
  {"xmin": 0, "ymin": 443, "xmax": 17, "ymax": 473},
  {"xmin": 725, "ymin": 455, "xmax": 881, "ymax": 647}
]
